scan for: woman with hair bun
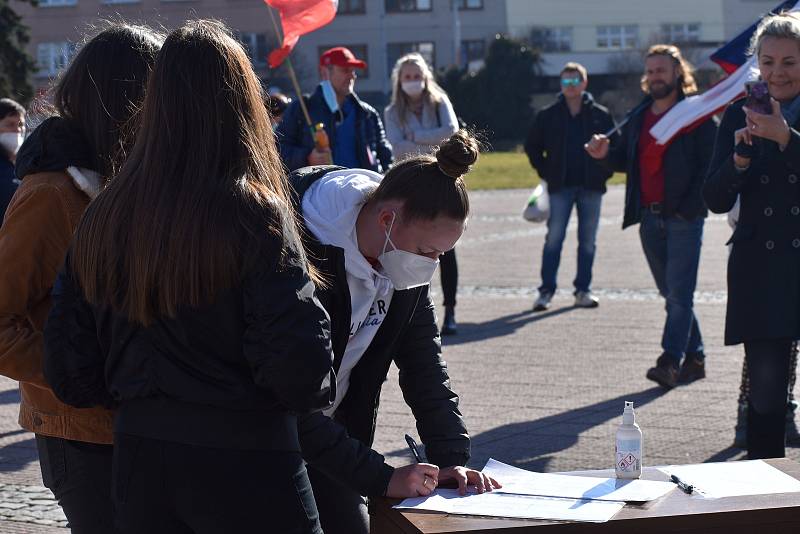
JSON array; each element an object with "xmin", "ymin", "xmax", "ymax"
[
  {"xmin": 385, "ymin": 52, "xmax": 462, "ymax": 335},
  {"xmin": 293, "ymin": 130, "xmax": 499, "ymax": 534}
]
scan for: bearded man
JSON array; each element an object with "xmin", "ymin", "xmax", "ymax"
[{"xmin": 585, "ymin": 44, "xmax": 718, "ymax": 389}]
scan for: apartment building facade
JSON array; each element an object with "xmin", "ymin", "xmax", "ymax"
[
  {"xmin": 504, "ymin": 0, "xmax": 779, "ymax": 75},
  {"xmin": 12, "ymin": 0, "xmax": 786, "ymax": 106},
  {"xmin": 15, "ymin": 0, "xmax": 507, "ymax": 107}
]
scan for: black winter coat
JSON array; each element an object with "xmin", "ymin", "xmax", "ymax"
[
  {"xmin": 703, "ymin": 99, "xmax": 800, "ymax": 345},
  {"xmin": 607, "ymin": 96, "xmax": 718, "ymax": 229},
  {"xmin": 524, "ymin": 93, "xmax": 615, "ymax": 193},
  {"xmin": 43, "ymin": 235, "xmax": 335, "ymax": 451},
  {"xmin": 292, "ymin": 166, "xmax": 470, "ymax": 498}
]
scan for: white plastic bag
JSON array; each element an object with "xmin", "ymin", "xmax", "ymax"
[{"xmin": 522, "ymin": 183, "xmax": 549, "ymax": 223}]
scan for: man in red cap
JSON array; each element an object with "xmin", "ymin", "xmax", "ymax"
[{"xmin": 277, "ymin": 46, "xmax": 393, "ymax": 172}]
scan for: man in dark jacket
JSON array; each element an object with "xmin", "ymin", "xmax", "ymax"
[
  {"xmin": 0, "ymin": 98, "xmax": 26, "ymax": 220},
  {"xmin": 525, "ymin": 63, "xmax": 615, "ymax": 311},
  {"xmin": 586, "ymin": 44, "xmax": 717, "ymax": 389},
  {"xmin": 277, "ymin": 47, "xmax": 393, "ymax": 173}
]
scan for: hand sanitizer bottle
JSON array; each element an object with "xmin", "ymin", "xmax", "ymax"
[{"xmin": 615, "ymin": 401, "xmax": 642, "ymax": 479}]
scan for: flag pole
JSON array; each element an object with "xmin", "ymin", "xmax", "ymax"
[{"xmin": 268, "ymin": 6, "xmax": 314, "ymax": 128}]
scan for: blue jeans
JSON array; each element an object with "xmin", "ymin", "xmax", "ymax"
[
  {"xmin": 639, "ymin": 211, "xmax": 704, "ymax": 364},
  {"xmin": 539, "ymin": 186, "xmax": 603, "ymax": 294}
]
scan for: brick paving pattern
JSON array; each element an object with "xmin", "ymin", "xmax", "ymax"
[{"xmin": 0, "ymin": 186, "xmax": 797, "ymax": 532}]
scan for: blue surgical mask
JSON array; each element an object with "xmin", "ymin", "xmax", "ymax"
[{"xmin": 320, "ymin": 80, "xmax": 339, "ymax": 114}]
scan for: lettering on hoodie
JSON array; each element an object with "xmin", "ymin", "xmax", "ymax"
[{"xmin": 350, "ymin": 298, "xmax": 388, "ymax": 337}]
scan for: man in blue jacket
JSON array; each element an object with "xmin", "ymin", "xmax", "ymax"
[{"xmin": 277, "ymin": 47, "xmax": 393, "ymax": 172}]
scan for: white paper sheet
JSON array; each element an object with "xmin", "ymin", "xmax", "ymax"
[
  {"xmin": 482, "ymin": 458, "xmax": 675, "ymax": 502},
  {"xmin": 658, "ymin": 460, "xmax": 800, "ymax": 499},
  {"xmin": 394, "ymin": 489, "xmax": 625, "ymax": 523}
]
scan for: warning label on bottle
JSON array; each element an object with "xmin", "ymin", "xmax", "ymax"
[{"xmin": 616, "ymin": 451, "xmax": 640, "ymax": 472}]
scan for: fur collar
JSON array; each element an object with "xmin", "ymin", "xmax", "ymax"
[{"xmin": 66, "ymin": 166, "xmax": 103, "ymax": 200}]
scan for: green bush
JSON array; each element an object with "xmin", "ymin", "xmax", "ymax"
[{"xmin": 440, "ymin": 35, "xmax": 540, "ymax": 143}]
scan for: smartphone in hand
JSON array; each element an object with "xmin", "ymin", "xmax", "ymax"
[{"xmin": 745, "ymin": 81, "xmax": 772, "ymax": 114}]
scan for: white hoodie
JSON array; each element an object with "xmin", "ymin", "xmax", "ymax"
[{"xmin": 302, "ymin": 169, "xmax": 395, "ymax": 416}]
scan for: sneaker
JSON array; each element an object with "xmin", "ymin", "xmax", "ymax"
[
  {"xmin": 441, "ymin": 306, "xmax": 457, "ymax": 336},
  {"xmin": 678, "ymin": 351, "xmax": 706, "ymax": 384},
  {"xmin": 533, "ymin": 291, "xmax": 553, "ymax": 312},
  {"xmin": 574, "ymin": 291, "xmax": 599, "ymax": 308},
  {"xmin": 646, "ymin": 353, "xmax": 679, "ymax": 390}
]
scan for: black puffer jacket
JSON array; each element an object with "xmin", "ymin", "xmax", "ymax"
[
  {"xmin": 43, "ymin": 231, "xmax": 335, "ymax": 451},
  {"xmin": 292, "ymin": 166, "xmax": 470, "ymax": 497}
]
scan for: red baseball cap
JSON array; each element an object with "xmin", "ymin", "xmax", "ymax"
[{"xmin": 319, "ymin": 47, "xmax": 368, "ymax": 69}]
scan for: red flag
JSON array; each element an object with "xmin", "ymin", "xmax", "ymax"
[{"xmin": 266, "ymin": 0, "xmax": 338, "ymax": 68}]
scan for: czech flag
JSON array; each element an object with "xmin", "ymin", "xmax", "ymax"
[
  {"xmin": 266, "ymin": 0, "xmax": 338, "ymax": 68},
  {"xmin": 711, "ymin": 0, "xmax": 797, "ymax": 73},
  {"xmin": 651, "ymin": 0, "xmax": 798, "ymax": 144}
]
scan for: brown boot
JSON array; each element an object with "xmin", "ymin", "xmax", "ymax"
[{"xmin": 646, "ymin": 353, "xmax": 679, "ymax": 390}]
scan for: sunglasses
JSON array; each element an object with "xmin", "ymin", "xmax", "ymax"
[{"xmin": 560, "ymin": 77, "xmax": 582, "ymax": 87}]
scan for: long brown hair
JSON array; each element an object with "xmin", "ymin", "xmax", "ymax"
[
  {"xmin": 71, "ymin": 20, "xmax": 306, "ymax": 325},
  {"xmin": 640, "ymin": 44, "xmax": 698, "ymax": 96},
  {"xmin": 54, "ymin": 23, "xmax": 164, "ymax": 176}
]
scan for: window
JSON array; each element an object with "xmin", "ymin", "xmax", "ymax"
[
  {"xmin": 456, "ymin": 0, "xmax": 483, "ymax": 9},
  {"xmin": 387, "ymin": 42, "xmax": 435, "ymax": 72},
  {"xmin": 37, "ymin": 0, "xmax": 76, "ymax": 6},
  {"xmin": 460, "ymin": 39, "xmax": 485, "ymax": 64},
  {"xmin": 37, "ymin": 42, "xmax": 75, "ymax": 76},
  {"xmin": 102, "ymin": 0, "xmax": 140, "ymax": 4},
  {"xmin": 596, "ymin": 25, "xmax": 638, "ymax": 50},
  {"xmin": 385, "ymin": 0, "xmax": 431, "ymax": 13},
  {"xmin": 338, "ymin": 0, "xmax": 365, "ymax": 14},
  {"xmin": 530, "ymin": 27, "xmax": 572, "ymax": 52},
  {"xmin": 661, "ymin": 23, "xmax": 701, "ymax": 44},
  {"xmin": 318, "ymin": 44, "xmax": 370, "ymax": 79},
  {"xmin": 238, "ymin": 32, "xmax": 269, "ymax": 68}
]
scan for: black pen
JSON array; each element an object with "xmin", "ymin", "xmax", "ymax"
[
  {"xmin": 670, "ymin": 474, "xmax": 694, "ymax": 494},
  {"xmin": 405, "ymin": 434, "xmax": 423, "ymax": 463}
]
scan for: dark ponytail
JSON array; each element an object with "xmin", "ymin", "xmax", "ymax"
[{"xmin": 369, "ymin": 129, "xmax": 478, "ymax": 221}]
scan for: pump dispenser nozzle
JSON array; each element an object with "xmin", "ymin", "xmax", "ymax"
[{"xmin": 623, "ymin": 401, "xmax": 635, "ymax": 424}]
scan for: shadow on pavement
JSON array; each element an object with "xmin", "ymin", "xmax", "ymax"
[
  {"xmin": 385, "ymin": 387, "xmax": 667, "ymax": 472},
  {"xmin": 0, "ymin": 438, "xmax": 38, "ymax": 473},
  {"xmin": 442, "ymin": 306, "xmax": 579, "ymax": 347},
  {"xmin": 466, "ymin": 387, "xmax": 667, "ymax": 471},
  {"xmin": 704, "ymin": 446, "xmax": 746, "ymax": 463},
  {"xmin": 0, "ymin": 388, "xmax": 20, "ymax": 405}
]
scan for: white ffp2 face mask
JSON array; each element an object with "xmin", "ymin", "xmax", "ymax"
[
  {"xmin": 401, "ymin": 80, "xmax": 424, "ymax": 98},
  {"xmin": 377, "ymin": 212, "xmax": 439, "ymax": 290},
  {"xmin": 0, "ymin": 132, "xmax": 23, "ymax": 156}
]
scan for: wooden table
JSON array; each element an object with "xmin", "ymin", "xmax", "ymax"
[{"xmin": 370, "ymin": 458, "xmax": 800, "ymax": 533}]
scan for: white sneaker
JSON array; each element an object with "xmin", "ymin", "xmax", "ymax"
[
  {"xmin": 574, "ymin": 291, "xmax": 599, "ymax": 308},
  {"xmin": 533, "ymin": 291, "xmax": 553, "ymax": 311}
]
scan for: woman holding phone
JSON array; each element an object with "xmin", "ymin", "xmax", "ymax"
[{"xmin": 704, "ymin": 12, "xmax": 800, "ymax": 460}]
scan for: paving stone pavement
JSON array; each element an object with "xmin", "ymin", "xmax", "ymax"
[
  {"xmin": 0, "ymin": 185, "xmax": 797, "ymax": 532},
  {"xmin": 372, "ymin": 186, "xmax": 800, "ymax": 471}
]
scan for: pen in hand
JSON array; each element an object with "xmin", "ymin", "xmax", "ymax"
[
  {"xmin": 405, "ymin": 434, "xmax": 424, "ymax": 463},
  {"xmin": 670, "ymin": 474, "xmax": 694, "ymax": 494}
]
